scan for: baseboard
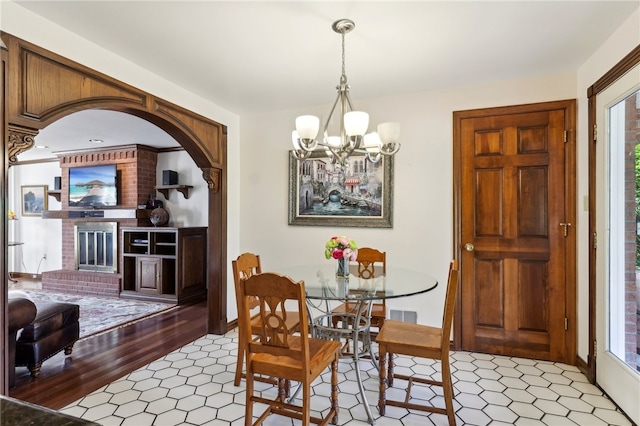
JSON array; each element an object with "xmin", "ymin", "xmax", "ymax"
[{"xmin": 9, "ymin": 272, "xmax": 40, "ymax": 280}]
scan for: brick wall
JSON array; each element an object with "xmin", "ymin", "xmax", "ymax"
[
  {"xmin": 43, "ymin": 145, "xmax": 158, "ymax": 295},
  {"xmin": 624, "ymin": 94, "xmax": 639, "ymax": 369},
  {"xmin": 58, "ymin": 145, "xmax": 158, "ymax": 208}
]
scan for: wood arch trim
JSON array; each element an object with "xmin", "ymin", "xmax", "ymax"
[
  {"xmin": 2, "ymin": 32, "xmax": 226, "ymax": 170},
  {"xmin": 1, "ymin": 32, "xmax": 228, "ymax": 338},
  {"xmin": 7, "ymin": 124, "xmax": 38, "ymax": 163}
]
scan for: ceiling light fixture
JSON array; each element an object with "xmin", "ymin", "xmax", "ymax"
[
  {"xmin": 89, "ymin": 139, "xmax": 104, "ymax": 144},
  {"xmin": 292, "ymin": 19, "xmax": 400, "ymax": 170}
]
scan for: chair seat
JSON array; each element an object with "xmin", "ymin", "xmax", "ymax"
[
  {"xmin": 15, "ymin": 302, "xmax": 80, "ymax": 378},
  {"xmin": 332, "ymin": 302, "xmax": 385, "ymax": 318},
  {"xmin": 331, "ymin": 302, "xmax": 385, "ymax": 328},
  {"xmin": 376, "ymin": 319, "xmax": 443, "ymax": 357},
  {"xmin": 252, "ymin": 336, "xmax": 342, "ymax": 379},
  {"xmin": 18, "ymin": 302, "xmax": 80, "ymax": 342}
]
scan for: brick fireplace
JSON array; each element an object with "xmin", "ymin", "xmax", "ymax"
[{"xmin": 42, "ymin": 145, "xmax": 158, "ymax": 296}]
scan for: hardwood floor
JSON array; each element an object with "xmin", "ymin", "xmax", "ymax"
[{"xmin": 9, "ymin": 299, "xmax": 208, "ymax": 410}]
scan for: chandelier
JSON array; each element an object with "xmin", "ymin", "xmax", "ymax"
[{"xmin": 291, "ymin": 19, "xmax": 400, "ymax": 169}]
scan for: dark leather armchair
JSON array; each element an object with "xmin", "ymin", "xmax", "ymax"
[{"xmin": 8, "ymin": 298, "xmax": 37, "ymax": 388}]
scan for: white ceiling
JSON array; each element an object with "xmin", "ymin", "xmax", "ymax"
[{"xmin": 10, "ymin": 0, "xmax": 640, "ymax": 161}]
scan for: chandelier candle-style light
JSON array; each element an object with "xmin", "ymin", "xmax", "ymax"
[{"xmin": 292, "ymin": 19, "xmax": 401, "ymax": 169}]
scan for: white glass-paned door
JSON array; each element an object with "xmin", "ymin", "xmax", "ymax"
[{"xmin": 595, "ymin": 62, "xmax": 640, "ymax": 424}]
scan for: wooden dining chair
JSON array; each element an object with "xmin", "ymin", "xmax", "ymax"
[
  {"xmin": 331, "ymin": 247, "xmax": 387, "ymax": 329},
  {"xmin": 376, "ymin": 260, "xmax": 459, "ymax": 426},
  {"xmin": 232, "ymin": 253, "xmax": 301, "ymax": 387},
  {"xmin": 239, "ymin": 272, "xmax": 341, "ymax": 426}
]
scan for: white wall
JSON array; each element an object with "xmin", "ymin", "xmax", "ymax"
[
  {"xmin": 238, "ymin": 71, "xmax": 577, "ymax": 325},
  {"xmin": 8, "ymin": 162, "xmax": 63, "ymax": 274},
  {"xmin": 156, "ymin": 151, "xmax": 208, "ymax": 228}
]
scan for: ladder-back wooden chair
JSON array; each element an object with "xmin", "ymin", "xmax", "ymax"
[
  {"xmin": 239, "ymin": 272, "xmax": 342, "ymax": 426},
  {"xmin": 232, "ymin": 253, "xmax": 301, "ymax": 387},
  {"xmin": 331, "ymin": 247, "xmax": 387, "ymax": 329},
  {"xmin": 376, "ymin": 260, "xmax": 459, "ymax": 426}
]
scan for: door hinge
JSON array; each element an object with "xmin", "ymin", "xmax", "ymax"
[
  {"xmin": 593, "ymin": 231, "xmax": 598, "ymax": 249},
  {"xmin": 564, "ymin": 317, "xmax": 568, "ymax": 330},
  {"xmin": 593, "ymin": 340, "xmax": 598, "ymax": 358},
  {"xmin": 564, "ymin": 130, "xmax": 568, "ymax": 143},
  {"xmin": 593, "ymin": 124, "xmax": 597, "ymax": 142}
]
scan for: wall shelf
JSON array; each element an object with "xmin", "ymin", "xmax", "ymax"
[
  {"xmin": 47, "ymin": 190, "xmax": 62, "ymax": 202},
  {"xmin": 155, "ymin": 185, "xmax": 193, "ymax": 200}
]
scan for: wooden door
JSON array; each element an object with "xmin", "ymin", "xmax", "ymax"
[{"xmin": 454, "ymin": 100, "xmax": 576, "ymax": 363}]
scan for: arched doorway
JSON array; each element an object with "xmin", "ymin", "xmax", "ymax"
[{"xmin": 1, "ymin": 33, "xmax": 228, "ymax": 392}]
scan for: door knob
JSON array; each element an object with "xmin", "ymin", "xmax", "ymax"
[{"xmin": 464, "ymin": 243, "xmax": 475, "ymax": 252}]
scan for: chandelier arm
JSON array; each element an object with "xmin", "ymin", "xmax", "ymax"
[
  {"xmin": 342, "ymin": 91, "xmax": 361, "ymax": 151},
  {"xmin": 298, "ymin": 138, "xmax": 318, "ymax": 152},
  {"xmin": 366, "ymin": 151, "xmax": 382, "ymax": 163},
  {"xmin": 292, "ymin": 148, "xmax": 312, "ymax": 160},
  {"xmin": 380, "ymin": 143, "xmax": 401, "ymax": 156},
  {"xmin": 322, "ymin": 90, "xmax": 344, "ymax": 141}
]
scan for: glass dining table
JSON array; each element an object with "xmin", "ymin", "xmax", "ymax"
[{"xmin": 277, "ymin": 264, "xmax": 438, "ymax": 424}]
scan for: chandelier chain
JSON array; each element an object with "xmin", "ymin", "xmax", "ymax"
[{"xmin": 341, "ymin": 31, "xmax": 346, "ymax": 79}]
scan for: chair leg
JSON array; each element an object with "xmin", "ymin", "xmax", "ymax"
[
  {"xmin": 441, "ymin": 356, "xmax": 456, "ymax": 426},
  {"xmin": 388, "ymin": 352, "xmax": 395, "ymax": 387},
  {"xmin": 378, "ymin": 346, "xmax": 387, "ymax": 416},
  {"xmin": 284, "ymin": 379, "xmax": 291, "ymax": 399},
  {"xmin": 244, "ymin": 369, "xmax": 254, "ymax": 426},
  {"xmin": 302, "ymin": 382, "xmax": 311, "ymax": 425},
  {"xmin": 331, "ymin": 357, "xmax": 339, "ymax": 425},
  {"xmin": 64, "ymin": 344, "xmax": 74, "ymax": 355},
  {"xmin": 234, "ymin": 333, "xmax": 245, "ymax": 386},
  {"xmin": 28, "ymin": 363, "xmax": 41, "ymax": 378}
]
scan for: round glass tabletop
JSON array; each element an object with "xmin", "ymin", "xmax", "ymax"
[{"xmin": 276, "ymin": 264, "xmax": 438, "ymax": 301}]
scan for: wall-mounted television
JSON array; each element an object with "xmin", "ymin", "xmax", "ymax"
[{"xmin": 68, "ymin": 164, "xmax": 118, "ymax": 207}]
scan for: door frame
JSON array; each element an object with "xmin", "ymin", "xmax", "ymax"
[
  {"xmin": 587, "ymin": 44, "xmax": 640, "ymax": 383},
  {"xmin": 453, "ymin": 100, "xmax": 577, "ymax": 365}
]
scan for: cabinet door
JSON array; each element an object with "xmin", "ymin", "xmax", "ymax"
[{"xmin": 136, "ymin": 257, "xmax": 161, "ymax": 294}]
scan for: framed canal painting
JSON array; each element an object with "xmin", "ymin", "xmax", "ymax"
[{"xmin": 288, "ymin": 150, "xmax": 394, "ymax": 228}]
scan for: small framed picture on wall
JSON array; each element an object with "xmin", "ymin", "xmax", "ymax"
[{"xmin": 21, "ymin": 185, "xmax": 48, "ymax": 216}]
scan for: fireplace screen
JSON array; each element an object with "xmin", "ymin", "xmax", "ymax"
[{"xmin": 74, "ymin": 222, "xmax": 118, "ymax": 273}]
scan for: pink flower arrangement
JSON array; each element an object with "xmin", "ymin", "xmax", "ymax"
[{"xmin": 325, "ymin": 236, "xmax": 358, "ymax": 261}]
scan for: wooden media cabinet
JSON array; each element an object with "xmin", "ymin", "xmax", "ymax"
[{"xmin": 121, "ymin": 227, "xmax": 207, "ymax": 304}]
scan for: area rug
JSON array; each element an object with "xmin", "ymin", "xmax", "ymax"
[{"xmin": 19, "ymin": 290, "xmax": 177, "ymax": 339}]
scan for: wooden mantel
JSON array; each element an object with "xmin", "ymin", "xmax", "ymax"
[{"xmin": 42, "ymin": 208, "xmax": 152, "ymax": 220}]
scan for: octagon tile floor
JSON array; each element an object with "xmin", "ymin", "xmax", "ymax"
[{"xmin": 60, "ymin": 331, "xmax": 633, "ymax": 426}]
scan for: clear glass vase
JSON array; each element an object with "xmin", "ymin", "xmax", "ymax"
[{"xmin": 336, "ymin": 257, "xmax": 350, "ymax": 279}]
